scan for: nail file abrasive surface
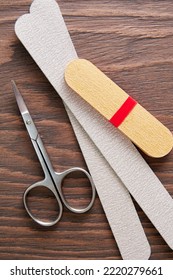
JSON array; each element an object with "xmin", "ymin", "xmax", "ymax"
[
  {"xmin": 15, "ymin": 0, "xmax": 150, "ymax": 260},
  {"xmin": 65, "ymin": 106, "xmax": 150, "ymax": 260},
  {"xmin": 15, "ymin": 0, "xmax": 173, "ymax": 255}
]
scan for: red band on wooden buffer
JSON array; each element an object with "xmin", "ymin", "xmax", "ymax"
[{"xmin": 109, "ymin": 96, "xmax": 137, "ymax": 127}]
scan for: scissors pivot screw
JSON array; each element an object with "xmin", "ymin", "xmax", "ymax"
[{"xmin": 26, "ymin": 120, "xmax": 32, "ymax": 125}]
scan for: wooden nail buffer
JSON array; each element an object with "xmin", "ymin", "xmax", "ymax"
[{"xmin": 65, "ymin": 59, "xmax": 173, "ymax": 158}]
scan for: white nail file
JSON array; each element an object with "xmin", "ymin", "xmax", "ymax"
[
  {"xmin": 65, "ymin": 105, "xmax": 150, "ymax": 260},
  {"xmin": 15, "ymin": 0, "xmax": 173, "ymax": 256},
  {"xmin": 15, "ymin": 0, "xmax": 151, "ymax": 260},
  {"xmin": 16, "ymin": 1, "xmax": 150, "ymax": 259}
]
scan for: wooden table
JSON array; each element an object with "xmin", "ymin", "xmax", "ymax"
[{"xmin": 1, "ymin": 0, "xmax": 173, "ymax": 260}]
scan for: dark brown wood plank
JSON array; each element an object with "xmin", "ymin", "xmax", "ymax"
[{"xmin": 0, "ymin": 0, "xmax": 173, "ymax": 260}]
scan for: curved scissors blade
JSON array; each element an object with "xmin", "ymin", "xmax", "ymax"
[{"xmin": 11, "ymin": 80, "xmax": 38, "ymax": 140}]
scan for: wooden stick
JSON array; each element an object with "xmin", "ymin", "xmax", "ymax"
[{"xmin": 65, "ymin": 59, "xmax": 173, "ymax": 158}]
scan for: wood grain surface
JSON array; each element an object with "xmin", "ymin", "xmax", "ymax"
[{"xmin": 0, "ymin": 0, "xmax": 173, "ymax": 260}]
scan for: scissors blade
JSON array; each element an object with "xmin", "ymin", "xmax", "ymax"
[
  {"xmin": 11, "ymin": 80, "xmax": 38, "ymax": 140},
  {"xmin": 11, "ymin": 80, "xmax": 29, "ymax": 114}
]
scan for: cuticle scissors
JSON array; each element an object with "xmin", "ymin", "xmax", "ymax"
[{"xmin": 11, "ymin": 80, "xmax": 95, "ymax": 227}]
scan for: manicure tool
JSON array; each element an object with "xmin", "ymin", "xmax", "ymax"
[
  {"xmin": 65, "ymin": 59, "xmax": 173, "ymax": 158},
  {"xmin": 11, "ymin": 80, "xmax": 95, "ymax": 227},
  {"xmin": 15, "ymin": 0, "xmax": 151, "ymax": 260}
]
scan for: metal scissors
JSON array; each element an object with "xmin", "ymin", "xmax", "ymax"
[{"xmin": 11, "ymin": 81, "xmax": 95, "ymax": 227}]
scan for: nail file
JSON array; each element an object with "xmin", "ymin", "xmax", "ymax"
[
  {"xmin": 65, "ymin": 105, "xmax": 150, "ymax": 260},
  {"xmin": 65, "ymin": 59, "xmax": 173, "ymax": 158},
  {"xmin": 14, "ymin": 0, "xmax": 150, "ymax": 260},
  {"xmin": 15, "ymin": 0, "xmax": 173, "ymax": 254}
]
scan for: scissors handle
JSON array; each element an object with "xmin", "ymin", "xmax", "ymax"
[
  {"xmin": 56, "ymin": 167, "xmax": 96, "ymax": 214},
  {"xmin": 23, "ymin": 168, "xmax": 95, "ymax": 227},
  {"xmin": 23, "ymin": 179, "xmax": 63, "ymax": 227}
]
